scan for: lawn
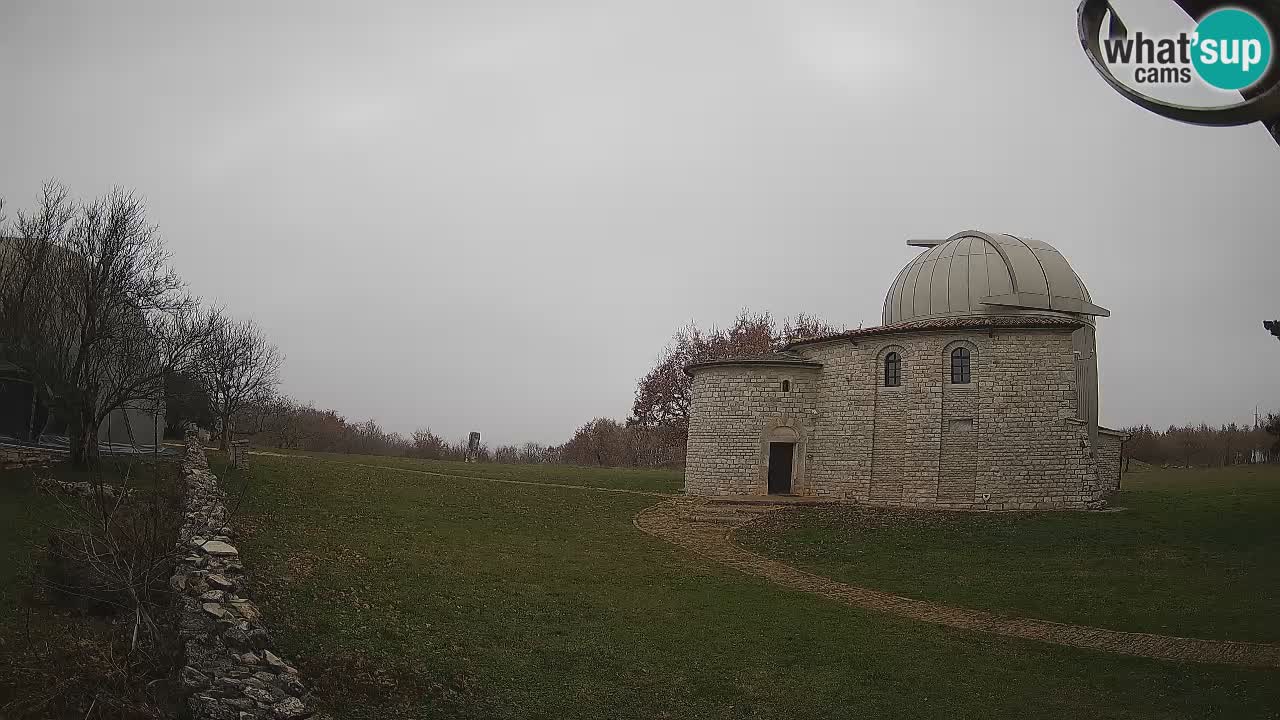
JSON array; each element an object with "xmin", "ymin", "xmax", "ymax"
[
  {"xmin": 0, "ymin": 456, "xmax": 176, "ymax": 628},
  {"xmin": 0, "ymin": 466, "xmax": 65, "ymax": 631},
  {"xmin": 248, "ymin": 449, "xmax": 685, "ymax": 495},
  {"xmin": 737, "ymin": 464, "xmax": 1280, "ymax": 643},
  {"xmin": 0, "ymin": 455, "xmax": 183, "ymax": 718},
  {"xmin": 231, "ymin": 453, "xmax": 1280, "ymax": 720}
]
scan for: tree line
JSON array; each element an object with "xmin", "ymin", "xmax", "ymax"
[
  {"xmin": 9, "ymin": 181, "xmax": 1272, "ymax": 471},
  {"xmin": 213, "ymin": 400, "xmax": 670, "ymax": 467},
  {"xmin": 0, "ymin": 182, "xmax": 282, "ymax": 468},
  {"xmin": 1121, "ymin": 418, "xmax": 1279, "ymax": 470},
  {"xmin": 218, "ymin": 307, "xmax": 1280, "ymax": 472},
  {"xmin": 194, "ymin": 310, "xmax": 841, "ymax": 467}
]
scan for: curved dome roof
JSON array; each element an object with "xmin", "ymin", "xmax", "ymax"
[{"xmin": 882, "ymin": 231, "xmax": 1108, "ymax": 326}]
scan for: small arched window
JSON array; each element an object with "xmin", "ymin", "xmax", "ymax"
[
  {"xmin": 781, "ymin": 380, "xmax": 790, "ymax": 393},
  {"xmin": 951, "ymin": 347, "xmax": 971, "ymax": 384},
  {"xmin": 884, "ymin": 352, "xmax": 901, "ymax": 387}
]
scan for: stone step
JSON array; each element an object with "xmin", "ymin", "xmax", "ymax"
[
  {"xmin": 704, "ymin": 496, "xmax": 833, "ymax": 507},
  {"xmin": 686, "ymin": 504, "xmax": 762, "ymax": 515},
  {"xmin": 685, "ymin": 514, "xmax": 749, "ymax": 525},
  {"xmin": 700, "ymin": 504, "xmax": 776, "ymax": 514},
  {"xmin": 686, "ymin": 504, "xmax": 754, "ymax": 514}
]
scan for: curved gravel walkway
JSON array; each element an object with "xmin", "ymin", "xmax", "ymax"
[{"xmin": 634, "ymin": 497, "xmax": 1280, "ymax": 669}]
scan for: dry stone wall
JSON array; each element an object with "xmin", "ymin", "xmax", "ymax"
[
  {"xmin": 686, "ymin": 327, "xmax": 1122, "ymax": 510},
  {"xmin": 172, "ymin": 430, "xmax": 325, "ymax": 720}
]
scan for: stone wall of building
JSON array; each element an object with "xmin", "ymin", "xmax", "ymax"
[
  {"xmin": 684, "ymin": 365, "xmax": 819, "ymax": 496},
  {"xmin": 686, "ymin": 327, "xmax": 1115, "ymax": 510},
  {"xmin": 1096, "ymin": 428, "xmax": 1124, "ymax": 496}
]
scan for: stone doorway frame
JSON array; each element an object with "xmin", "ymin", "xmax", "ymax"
[{"xmin": 757, "ymin": 422, "xmax": 807, "ymax": 495}]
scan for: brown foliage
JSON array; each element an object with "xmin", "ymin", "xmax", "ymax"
[
  {"xmin": 627, "ymin": 310, "xmax": 842, "ymax": 464},
  {"xmin": 559, "ymin": 418, "xmax": 675, "ymax": 467},
  {"xmin": 236, "ymin": 396, "xmax": 413, "ymax": 455},
  {"xmin": 409, "ymin": 428, "xmax": 470, "ymax": 461}
]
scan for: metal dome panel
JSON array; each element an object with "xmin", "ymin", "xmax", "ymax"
[{"xmin": 882, "ymin": 231, "xmax": 1108, "ymax": 326}]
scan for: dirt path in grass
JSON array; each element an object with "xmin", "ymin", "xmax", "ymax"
[{"xmin": 634, "ymin": 498, "xmax": 1280, "ymax": 669}]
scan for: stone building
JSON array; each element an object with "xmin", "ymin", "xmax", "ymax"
[{"xmin": 684, "ymin": 230, "xmax": 1125, "ymax": 510}]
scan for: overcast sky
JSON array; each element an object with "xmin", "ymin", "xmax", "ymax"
[{"xmin": 2, "ymin": 0, "xmax": 1277, "ymax": 445}]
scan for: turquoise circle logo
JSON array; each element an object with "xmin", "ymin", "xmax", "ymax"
[{"xmin": 1191, "ymin": 8, "xmax": 1273, "ymax": 90}]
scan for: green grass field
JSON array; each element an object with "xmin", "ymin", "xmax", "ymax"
[
  {"xmin": 0, "ymin": 456, "xmax": 183, "ymax": 717},
  {"xmin": 737, "ymin": 464, "xmax": 1280, "ymax": 643},
  {"xmin": 224, "ymin": 453, "xmax": 1280, "ymax": 720},
  {"xmin": 0, "ymin": 468, "xmax": 64, "ymax": 631},
  {"xmin": 0, "ymin": 458, "xmax": 177, "ymax": 628},
  {"xmin": 247, "ymin": 449, "xmax": 686, "ymax": 494}
]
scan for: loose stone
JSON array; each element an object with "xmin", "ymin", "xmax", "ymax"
[
  {"xmin": 230, "ymin": 600, "xmax": 260, "ymax": 621},
  {"xmin": 263, "ymin": 650, "xmax": 287, "ymax": 672},
  {"xmin": 202, "ymin": 540, "xmax": 239, "ymax": 556},
  {"xmin": 182, "ymin": 666, "xmax": 211, "ymax": 690},
  {"xmin": 207, "ymin": 573, "xmax": 236, "ymax": 590},
  {"xmin": 270, "ymin": 697, "xmax": 311, "ymax": 720}
]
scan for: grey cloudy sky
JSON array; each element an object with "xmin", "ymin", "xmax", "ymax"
[{"xmin": 2, "ymin": 0, "xmax": 1277, "ymax": 445}]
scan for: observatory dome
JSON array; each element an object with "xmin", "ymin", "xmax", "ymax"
[{"xmin": 882, "ymin": 231, "xmax": 1108, "ymax": 326}]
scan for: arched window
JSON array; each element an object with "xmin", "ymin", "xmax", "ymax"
[
  {"xmin": 781, "ymin": 380, "xmax": 790, "ymax": 393},
  {"xmin": 951, "ymin": 347, "xmax": 971, "ymax": 384},
  {"xmin": 884, "ymin": 352, "xmax": 901, "ymax": 387}
]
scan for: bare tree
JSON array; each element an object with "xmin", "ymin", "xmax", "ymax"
[
  {"xmin": 628, "ymin": 310, "xmax": 841, "ymax": 463},
  {"xmin": 519, "ymin": 442, "xmax": 545, "ymax": 464},
  {"xmin": 781, "ymin": 312, "xmax": 844, "ymax": 344},
  {"xmin": 236, "ymin": 395, "xmax": 354, "ymax": 452},
  {"xmin": 199, "ymin": 315, "xmax": 283, "ymax": 450},
  {"xmin": 0, "ymin": 182, "xmax": 212, "ymax": 467},
  {"xmin": 410, "ymin": 427, "xmax": 455, "ymax": 459},
  {"xmin": 340, "ymin": 418, "xmax": 410, "ymax": 456}
]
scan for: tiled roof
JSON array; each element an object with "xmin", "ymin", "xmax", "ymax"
[
  {"xmin": 684, "ymin": 351, "xmax": 823, "ymax": 376},
  {"xmin": 683, "ymin": 315, "xmax": 1083, "ymax": 374},
  {"xmin": 782, "ymin": 314, "xmax": 1084, "ymax": 350}
]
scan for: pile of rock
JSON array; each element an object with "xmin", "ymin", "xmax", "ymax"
[
  {"xmin": 0, "ymin": 446, "xmax": 52, "ymax": 470},
  {"xmin": 36, "ymin": 478, "xmax": 132, "ymax": 499},
  {"xmin": 172, "ymin": 430, "xmax": 324, "ymax": 720}
]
